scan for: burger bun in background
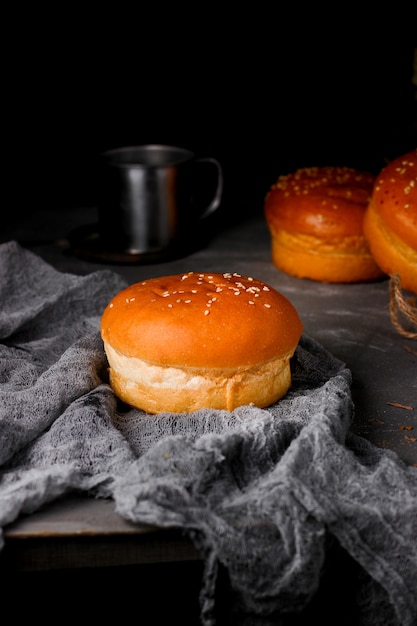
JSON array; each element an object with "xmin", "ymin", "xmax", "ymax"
[
  {"xmin": 264, "ymin": 166, "xmax": 385, "ymax": 283},
  {"xmin": 363, "ymin": 149, "xmax": 417, "ymax": 295}
]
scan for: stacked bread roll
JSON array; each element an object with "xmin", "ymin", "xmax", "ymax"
[
  {"xmin": 100, "ymin": 272, "xmax": 303, "ymax": 413},
  {"xmin": 264, "ymin": 150, "xmax": 417, "ymax": 291},
  {"xmin": 363, "ymin": 149, "xmax": 417, "ymax": 294},
  {"xmin": 264, "ymin": 165, "xmax": 384, "ymax": 283}
]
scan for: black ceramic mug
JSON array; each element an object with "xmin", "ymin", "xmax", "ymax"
[{"xmin": 97, "ymin": 144, "xmax": 223, "ymax": 259}]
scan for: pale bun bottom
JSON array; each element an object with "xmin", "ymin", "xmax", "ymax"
[
  {"xmin": 270, "ymin": 229, "xmax": 385, "ymax": 283},
  {"xmin": 363, "ymin": 202, "xmax": 417, "ymax": 294},
  {"xmin": 103, "ymin": 342, "xmax": 295, "ymax": 413}
]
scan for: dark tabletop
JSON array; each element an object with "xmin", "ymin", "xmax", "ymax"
[{"xmin": 1, "ymin": 202, "xmax": 416, "ymax": 574}]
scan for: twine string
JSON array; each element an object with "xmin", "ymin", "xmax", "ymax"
[{"xmin": 388, "ymin": 274, "xmax": 417, "ymax": 340}]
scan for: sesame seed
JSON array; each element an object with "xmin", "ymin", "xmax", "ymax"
[
  {"xmin": 204, "ymin": 310, "xmax": 210, "ymax": 315},
  {"xmin": 264, "ymin": 303, "xmax": 272, "ymax": 308},
  {"xmin": 109, "ymin": 303, "xmax": 114, "ymax": 308}
]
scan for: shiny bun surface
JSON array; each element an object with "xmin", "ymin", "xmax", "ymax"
[
  {"xmin": 264, "ymin": 166, "xmax": 385, "ymax": 283},
  {"xmin": 100, "ymin": 272, "xmax": 303, "ymax": 413},
  {"xmin": 363, "ymin": 150, "xmax": 417, "ymax": 293}
]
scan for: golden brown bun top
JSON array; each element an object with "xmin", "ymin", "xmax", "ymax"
[
  {"xmin": 370, "ymin": 149, "xmax": 417, "ymax": 249},
  {"xmin": 264, "ymin": 166, "xmax": 375, "ymax": 237},
  {"xmin": 100, "ymin": 272, "xmax": 303, "ymax": 369}
]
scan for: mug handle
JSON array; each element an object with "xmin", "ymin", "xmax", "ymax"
[{"xmin": 194, "ymin": 157, "xmax": 223, "ymax": 218}]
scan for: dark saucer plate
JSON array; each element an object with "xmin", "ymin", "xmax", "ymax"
[{"xmin": 67, "ymin": 224, "xmax": 196, "ymax": 265}]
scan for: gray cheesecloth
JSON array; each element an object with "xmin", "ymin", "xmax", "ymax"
[{"xmin": 0, "ymin": 241, "xmax": 416, "ymax": 625}]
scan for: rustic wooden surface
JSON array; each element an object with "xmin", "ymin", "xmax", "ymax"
[{"xmin": 1, "ymin": 204, "xmax": 416, "ymax": 572}]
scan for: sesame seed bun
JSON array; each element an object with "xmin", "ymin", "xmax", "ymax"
[
  {"xmin": 100, "ymin": 272, "xmax": 303, "ymax": 413},
  {"xmin": 363, "ymin": 150, "xmax": 417, "ymax": 294},
  {"xmin": 264, "ymin": 166, "xmax": 385, "ymax": 283}
]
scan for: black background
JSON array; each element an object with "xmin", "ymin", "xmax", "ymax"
[
  {"xmin": 1, "ymin": 14, "xmax": 417, "ymax": 624},
  {"xmin": 4, "ymin": 9, "xmax": 417, "ymax": 227}
]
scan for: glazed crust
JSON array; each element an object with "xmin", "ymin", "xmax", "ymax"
[
  {"xmin": 100, "ymin": 272, "xmax": 303, "ymax": 412},
  {"xmin": 264, "ymin": 166, "xmax": 385, "ymax": 283},
  {"xmin": 363, "ymin": 150, "xmax": 417, "ymax": 293}
]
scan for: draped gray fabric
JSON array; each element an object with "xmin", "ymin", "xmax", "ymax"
[{"xmin": 1, "ymin": 241, "xmax": 416, "ymax": 625}]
